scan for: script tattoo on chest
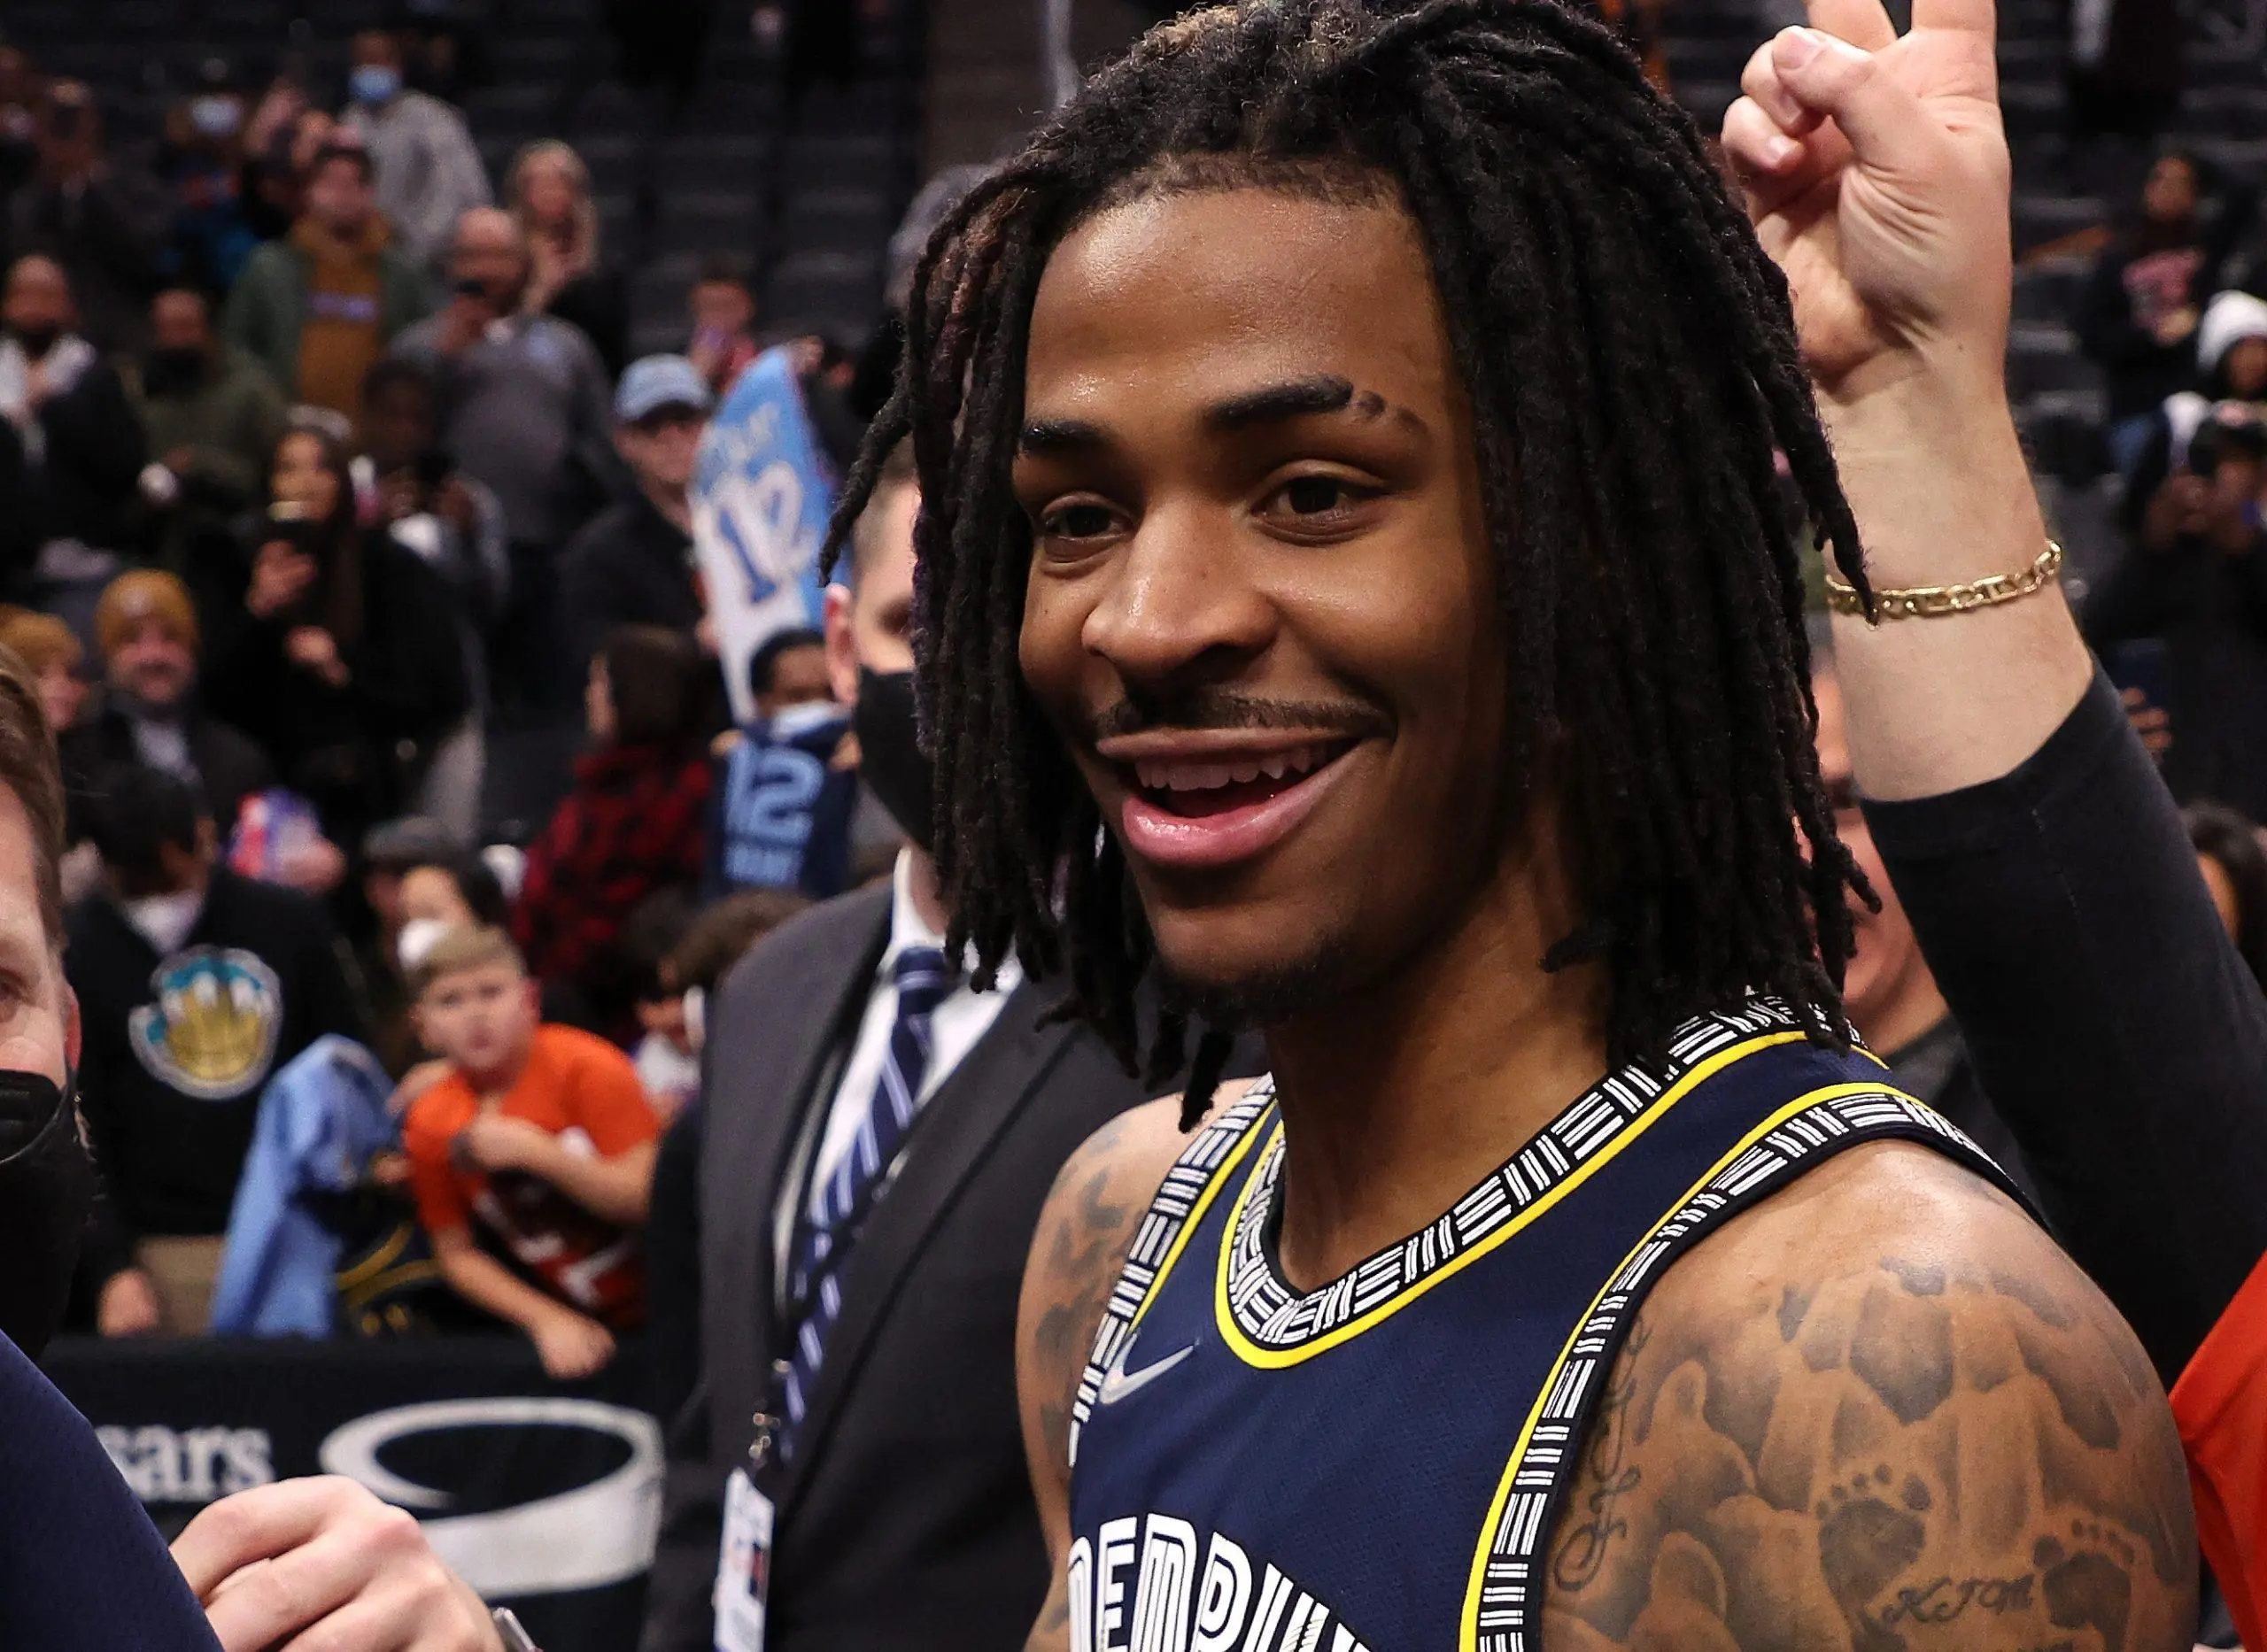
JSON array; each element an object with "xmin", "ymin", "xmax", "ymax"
[
  {"xmin": 1552, "ymin": 1318, "xmax": 1652, "ymax": 1593},
  {"xmin": 1026, "ymin": 1110, "xmax": 1142, "ymax": 1476}
]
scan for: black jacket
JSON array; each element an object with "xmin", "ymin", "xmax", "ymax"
[
  {"xmin": 67, "ymin": 869, "xmax": 362, "ymax": 1282},
  {"xmin": 638, "ymin": 886, "xmax": 1150, "ymax": 1652},
  {"xmin": 58, "ymin": 698, "xmax": 276, "ymax": 846},
  {"xmin": 203, "ymin": 525, "xmax": 470, "ymax": 847},
  {"xmin": 558, "ymin": 490, "xmax": 702, "ymax": 675},
  {"xmin": 0, "ymin": 357, "xmax": 148, "ymax": 580}
]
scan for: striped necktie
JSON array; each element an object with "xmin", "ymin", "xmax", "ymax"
[{"xmin": 780, "ymin": 945, "xmax": 954, "ymax": 1444}]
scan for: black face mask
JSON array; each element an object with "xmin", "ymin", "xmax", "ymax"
[
  {"xmin": 0, "ymin": 1069, "xmax": 91, "ymax": 1358},
  {"xmin": 8, "ymin": 321, "xmax": 60, "ymax": 359},
  {"xmin": 854, "ymin": 667, "xmax": 933, "ymax": 854},
  {"xmin": 143, "ymin": 344, "xmax": 207, "ymax": 396}
]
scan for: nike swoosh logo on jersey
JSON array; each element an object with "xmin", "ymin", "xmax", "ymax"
[{"xmin": 1096, "ymin": 1339, "xmax": 1194, "ymax": 1406}]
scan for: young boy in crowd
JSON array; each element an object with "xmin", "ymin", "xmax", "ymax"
[
  {"xmin": 400, "ymin": 924, "xmax": 661, "ymax": 1378},
  {"xmin": 707, "ymin": 629, "xmax": 859, "ymax": 900}
]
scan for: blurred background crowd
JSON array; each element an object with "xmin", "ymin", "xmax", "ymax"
[
  {"xmin": 0, "ymin": 0, "xmax": 2260, "ymax": 1396},
  {"xmin": 0, "ymin": 0, "xmax": 937, "ymax": 1362}
]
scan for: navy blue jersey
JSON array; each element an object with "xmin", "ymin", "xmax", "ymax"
[
  {"xmin": 707, "ymin": 704, "xmax": 858, "ymax": 901},
  {"xmin": 1065, "ymin": 1000, "xmax": 2023, "ymax": 1652}
]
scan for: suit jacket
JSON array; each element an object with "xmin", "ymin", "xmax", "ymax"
[{"xmin": 640, "ymin": 884, "xmax": 1149, "ymax": 1652}]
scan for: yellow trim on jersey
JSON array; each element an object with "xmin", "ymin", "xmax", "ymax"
[
  {"xmin": 1455, "ymin": 1077, "xmax": 1923, "ymax": 1651},
  {"xmin": 1118, "ymin": 1099, "xmax": 1278, "ymax": 1338},
  {"xmin": 1212, "ymin": 1030, "xmax": 1816, "ymax": 1370}
]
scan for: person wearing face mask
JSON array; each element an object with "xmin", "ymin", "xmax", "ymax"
[
  {"xmin": 337, "ymin": 27, "xmax": 491, "ymax": 278},
  {"xmin": 637, "ymin": 448, "xmax": 1168, "ymax": 1652},
  {"xmin": 0, "ymin": 648, "xmax": 517, "ymax": 1651},
  {"xmin": 156, "ymin": 63, "xmax": 259, "ymax": 295},
  {"xmin": 0, "ymin": 253, "xmax": 147, "ymax": 606},
  {"xmin": 65, "ymin": 761, "xmax": 362, "ymax": 1336},
  {"xmin": 127, "ymin": 288, "xmax": 288, "ymax": 569},
  {"xmin": 393, "ymin": 207, "xmax": 622, "ymax": 722},
  {"xmin": 705, "ymin": 626, "xmax": 860, "ymax": 901}
]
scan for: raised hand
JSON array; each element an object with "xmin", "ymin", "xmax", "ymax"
[{"xmin": 1722, "ymin": 0, "xmax": 2010, "ymax": 407}]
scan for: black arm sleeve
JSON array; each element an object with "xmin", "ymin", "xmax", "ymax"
[{"xmin": 1864, "ymin": 668, "xmax": 2267, "ymax": 1382}]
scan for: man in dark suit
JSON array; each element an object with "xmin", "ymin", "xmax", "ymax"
[{"xmin": 639, "ymin": 445, "xmax": 1151, "ymax": 1652}]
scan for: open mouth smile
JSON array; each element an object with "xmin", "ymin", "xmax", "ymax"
[{"xmin": 1096, "ymin": 732, "xmax": 1363, "ymax": 871}]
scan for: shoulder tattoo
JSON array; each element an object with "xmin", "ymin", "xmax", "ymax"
[
  {"xmin": 1024, "ymin": 1108, "xmax": 1151, "ymax": 1477},
  {"xmin": 1543, "ymin": 1250, "xmax": 2196, "ymax": 1652}
]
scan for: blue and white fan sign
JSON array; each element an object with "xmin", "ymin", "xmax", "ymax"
[{"xmin": 692, "ymin": 347, "xmax": 838, "ymax": 723}]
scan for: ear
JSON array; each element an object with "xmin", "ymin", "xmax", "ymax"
[
  {"xmin": 823, "ymin": 583, "xmax": 858, "ymax": 706},
  {"xmin": 521, "ymin": 977, "xmax": 542, "ymax": 1020}
]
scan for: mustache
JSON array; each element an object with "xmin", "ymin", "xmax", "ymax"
[{"xmin": 1081, "ymin": 690, "xmax": 1391, "ymax": 744}]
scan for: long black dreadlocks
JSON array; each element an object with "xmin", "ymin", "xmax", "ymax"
[{"xmin": 827, "ymin": 0, "xmax": 1876, "ymax": 1123}]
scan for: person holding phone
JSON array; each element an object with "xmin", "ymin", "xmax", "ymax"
[
  {"xmin": 390, "ymin": 209, "xmax": 620, "ymax": 724},
  {"xmin": 201, "ymin": 421, "xmax": 468, "ymax": 853}
]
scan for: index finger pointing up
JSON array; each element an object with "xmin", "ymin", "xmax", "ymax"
[
  {"xmin": 1807, "ymin": 0, "xmax": 1897, "ymax": 50},
  {"xmin": 1910, "ymin": 0, "xmax": 1998, "ymax": 35}
]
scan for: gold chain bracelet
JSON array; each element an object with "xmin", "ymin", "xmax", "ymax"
[{"xmin": 1822, "ymin": 540, "xmax": 2064, "ymax": 620}]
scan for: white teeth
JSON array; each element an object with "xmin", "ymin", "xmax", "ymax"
[{"xmin": 1130, "ymin": 744, "xmax": 1334, "ymax": 794}]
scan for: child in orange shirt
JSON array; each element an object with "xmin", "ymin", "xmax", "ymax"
[{"xmin": 401, "ymin": 925, "xmax": 662, "ymax": 1378}]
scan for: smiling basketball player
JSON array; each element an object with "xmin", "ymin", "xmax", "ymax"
[{"xmin": 827, "ymin": 2, "xmax": 2198, "ymax": 1648}]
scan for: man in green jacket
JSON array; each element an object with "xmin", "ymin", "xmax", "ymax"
[
  {"xmin": 126, "ymin": 286, "xmax": 288, "ymax": 568},
  {"xmin": 222, "ymin": 144, "xmax": 429, "ymax": 420}
]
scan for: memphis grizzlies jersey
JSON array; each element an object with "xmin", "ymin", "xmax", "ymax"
[{"xmin": 1064, "ymin": 1000, "xmax": 2024, "ymax": 1652}]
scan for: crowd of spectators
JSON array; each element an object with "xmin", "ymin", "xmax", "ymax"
[
  {"xmin": 2076, "ymin": 151, "xmax": 2267, "ymax": 830},
  {"xmin": 0, "ymin": 0, "xmax": 2259, "ymax": 1492},
  {"xmin": 0, "ymin": 26, "xmax": 883, "ymax": 1373}
]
